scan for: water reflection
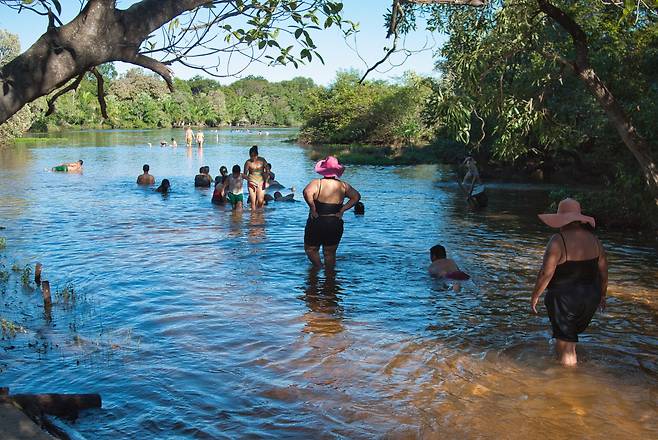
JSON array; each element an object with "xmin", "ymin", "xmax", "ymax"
[
  {"xmin": 0, "ymin": 129, "xmax": 655, "ymax": 439},
  {"xmin": 300, "ymin": 267, "xmax": 344, "ymax": 335}
]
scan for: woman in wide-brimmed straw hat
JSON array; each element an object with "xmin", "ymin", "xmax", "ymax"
[
  {"xmin": 302, "ymin": 156, "xmax": 361, "ymax": 268},
  {"xmin": 531, "ymin": 198, "xmax": 608, "ymax": 366}
]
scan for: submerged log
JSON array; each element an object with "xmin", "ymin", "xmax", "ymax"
[
  {"xmin": 10, "ymin": 393, "xmax": 101, "ymax": 420},
  {"xmin": 35, "ymin": 263, "xmax": 43, "ymax": 284},
  {"xmin": 41, "ymin": 281, "xmax": 52, "ymax": 307}
]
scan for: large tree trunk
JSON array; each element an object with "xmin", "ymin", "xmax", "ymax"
[
  {"xmin": 0, "ymin": 0, "xmax": 210, "ymax": 124},
  {"xmin": 537, "ymin": 0, "xmax": 658, "ymax": 203}
]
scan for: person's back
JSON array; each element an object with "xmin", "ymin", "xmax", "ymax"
[
  {"xmin": 312, "ymin": 178, "xmax": 346, "ymax": 206},
  {"xmin": 137, "ymin": 164, "xmax": 155, "ymax": 185},
  {"xmin": 428, "ymin": 244, "xmax": 469, "ymax": 279},
  {"xmin": 195, "ymin": 166, "xmax": 211, "ymax": 187}
]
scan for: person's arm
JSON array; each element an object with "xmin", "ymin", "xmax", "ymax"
[
  {"xmin": 597, "ymin": 238, "xmax": 609, "ymax": 311},
  {"xmin": 337, "ymin": 183, "xmax": 361, "ymax": 218},
  {"xmin": 303, "ymin": 180, "xmax": 319, "ymax": 218},
  {"xmin": 531, "ymin": 236, "xmax": 562, "ymax": 314}
]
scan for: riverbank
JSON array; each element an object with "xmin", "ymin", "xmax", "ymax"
[{"xmin": 301, "ymin": 140, "xmax": 658, "ymax": 231}]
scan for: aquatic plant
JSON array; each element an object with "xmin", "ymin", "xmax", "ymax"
[
  {"xmin": 0, "ymin": 237, "xmax": 6, "ymax": 249},
  {"xmin": 56, "ymin": 282, "xmax": 79, "ymax": 307},
  {"xmin": 1, "ymin": 318, "xmax": 26, "ymax": 338},
  {"xmin": 20, "ymin": 264, "xmax": 32, "ymax": 287}
]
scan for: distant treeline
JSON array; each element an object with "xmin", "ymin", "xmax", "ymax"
[{"xmin": 31, "ymin": 66, "xmax": 320, "ymax": 130}]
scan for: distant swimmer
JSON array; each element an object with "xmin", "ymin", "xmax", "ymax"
[
  {"xmin": 171, "ymin": 138, "xmax": 177, "ymax": 147},
  {"xmin": 155, "ymin": 179, "xmax": 170, "ymax": 194},
  {"xmin": 137, "ymin": 164, "xmax": 155, "ymax": 185},
  {"xmin": 221, "ymin": 164, "xmax": 245, "ymax": 211},
  {"xmin": 52, "ymin": 160, "xmax": 83, "ymax": 172},
  {"xmin": 160, "ymin": 140, "xmax": 167, "ymax": 147},
  {"xmin": 185, "ymin": 126, "xmax": 194, "ymax": 147},
  {"xmin": 354, "ymin": 201, "xmax": 365, "ymax": 215},
  {"xmin": 196, "ymin": 130, "xmax": 205, "ymax": 148}
]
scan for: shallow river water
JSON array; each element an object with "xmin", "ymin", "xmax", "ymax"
[{"xmin": 0, "ymin": 129, "xmax": 656, "ymax": 439}]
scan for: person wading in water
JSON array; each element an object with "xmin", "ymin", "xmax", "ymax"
[
  {"xmin": 303, "ymin": 156, "xmax": 361, "ymax": 269},
  {"xmin": 531, "ymin": 198, "xmax": 608, "ymax": 366}
]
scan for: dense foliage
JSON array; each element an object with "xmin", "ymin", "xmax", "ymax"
[
  {"xmin": 30, "ymin": 68, "xmax": 321, "ymax": 131},
  {"xmin": 299, "ymin": 71, "xmax": 433, "ymax": 147}
]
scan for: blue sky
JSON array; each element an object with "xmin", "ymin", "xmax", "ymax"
[{"xmin": 0, "ymin": 1, "xmax": 444, "ymax": 85}]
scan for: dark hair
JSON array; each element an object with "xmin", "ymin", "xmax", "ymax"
[
  {"xmin": 249, "ymin": 145, "xmax": 258, "ymax": 157},
  {"xmin": 199, "ymin": 166, "xmax": 204, "ymax": 173},
  {"xmin": 171, "ymin": 137, "xmax": 175, "ymax": 141},
  {"xmin": 204, "ymin": 166, "xmax": 211, "ymax": 173},
  {"xmin": 143, "ymin": 164, "xmax": 150, "ymax": 172},
  {"xmin": 161, "ymin": 179, "xmax": 170, "ymax": 188},
  {"xmin": 232, "ymin": 164, "xmax": 241, "ymax": 173},
  {"xmin": 430, "ymin": 244, "xmax": 446, "ymax": 260},
  {"xmin": 266, "ymin": 163, "xmax": 272, "ymax": 170},
  {"xmin": 354, "ymin": 201, "xmax": 365, "ymax": 215},
  {"xmin": 78, "ymin": 160, "xmax": 84, "ymax": 165},
  {"xmin": 274, "ymin": 191, "xmax": 282, "ymax": 198},
  {"xmin": 220, "ymin": 166, "xmax": 228, "ymax": 174}
]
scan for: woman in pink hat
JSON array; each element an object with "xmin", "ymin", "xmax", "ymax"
[
  {"xmin": 531, "ymin": 198, "xmax": 608, "ymax": 366},
  {"xmin": 303, "ymin": 156, "xmax": 361, "ymax": 268}
]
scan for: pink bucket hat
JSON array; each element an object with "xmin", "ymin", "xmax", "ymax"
[
  {"xmin": 538, "ymin": 198, "xmax": 595, "ymax": 229},
  {"xmin": 314, "ymin": 156, "xmax": 344, "ymax": 178}
]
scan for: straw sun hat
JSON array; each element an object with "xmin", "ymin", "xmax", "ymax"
[{"xmin": 538, "ymin": 198, "xmax": 595, "ymax": 229}]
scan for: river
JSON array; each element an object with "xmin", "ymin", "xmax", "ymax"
[{"xmin": 0, "ymin": 128, "xmax": 656, "ymax": 439}]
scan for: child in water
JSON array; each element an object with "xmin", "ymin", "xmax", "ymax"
[{"xmin": 428, "ymin": 244, "xmax": 470, "ymax": 280}]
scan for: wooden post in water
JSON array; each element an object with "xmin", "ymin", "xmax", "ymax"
[
  {"xmin": 41, "ymin": 281, "xmax": 52, "ymax": 306},
  {"xmin": 35, "ymin": 263, "xmax": 42, "ymax": 284}
]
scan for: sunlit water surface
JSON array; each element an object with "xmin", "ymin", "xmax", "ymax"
[{"xmin": 0, "ymin": 129, "xmax": 656, "ymax": 439}]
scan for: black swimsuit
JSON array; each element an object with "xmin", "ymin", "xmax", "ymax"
[
  {"xmin": 304, "ymin": 180, "xmax": 344, "ymax": 247},
  {"xmin": 544, "ymin": 233, "xmax": 601, "ymax": 342}
]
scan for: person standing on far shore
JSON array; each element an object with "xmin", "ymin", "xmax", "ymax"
[{"xmin": 185, "ymin": 127, "xmax": 194, "ymax": 147}]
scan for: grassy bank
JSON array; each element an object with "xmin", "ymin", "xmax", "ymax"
[{"xmin": 303, "ymin": 139, "xmax": 465, "ymax": 166}]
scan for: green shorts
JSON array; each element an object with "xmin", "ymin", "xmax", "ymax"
[
  {"xmin": 227, "ymin": 192, "xmax": 243, "ymax": 206},
  {"xmin": 53, "ymin": 165, "xmax": 67, "ymax": 172}
]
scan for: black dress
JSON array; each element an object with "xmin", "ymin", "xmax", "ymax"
[{"xmin": 544, "ymin": 233, "xmax": 601, "ymax": 342}]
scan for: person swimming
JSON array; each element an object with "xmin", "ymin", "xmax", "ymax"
[
  {"xmin": 155, "ymin": 179, "xmax": 170, "ymax": 193},
  {"xmin": 273, "ymin": 191, "xmax": 295, "ymax": 202},
  {"xmin": 244, "ymin": 145, "xmax": 268, "ymax": 209},
  {"xmin": 52, "ymin": 160, "xmax": 83, "ymax": 172},
  {"xmin": 137, "ymin": 164, "xmax": 155, "ymax": 185},
  {"xmin": 428, "ymin": 244, "xmax": 470, "ymax": 280},
  {"xmin": 171, "ymin": 138, "xmax": 177, "ymax": 147}
]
